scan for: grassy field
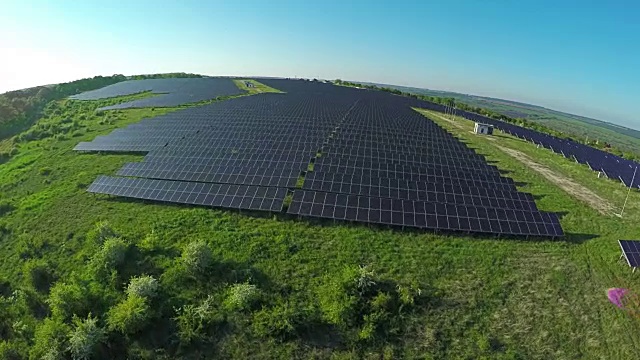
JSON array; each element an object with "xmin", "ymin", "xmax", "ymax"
[
  {"xmin": 0, "ymin": 84, "xmax": 639, "ymax": 358},
  {"xmin": 233, "ymin": 79, "xmax": 284, "ymax": 94}
]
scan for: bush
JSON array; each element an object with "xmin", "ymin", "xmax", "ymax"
[
  {"xmin": 0, "ymin": 201, "xmax": 14, "ymax": 216},
  {"xmin": 317, "ymin": 265, "xmax": 423, "ymax": 344},
  {"xmin": 67, "ymin": 314, "xmax": 105, "ymax": 360},
  {"xmin": 126, "ymin": 275, "xmax": 159, "ymax": 299},
  {"xmin": 106, "ymin": 294, "xmax": 150, "ymax": 334},
  {"xmin": 174, "ymin": 295, "xmax": 221, "ymax": 344},
  {"xmin": 224, "ymin": 283, "xmax": 259, "ymax": 311},
  {"xmin": 0, "ymin": 340, "xmax": 26, "ymax": 360},
  {"xmin": 39, "ymin": 167, "xmax": 52, "ymax": 176},
  {"xmin": 181, "ymin": 241, "xmax": 212, "ymax": 273},
  {"xmin": 139, "ymin": 230, "xmax": 162, "ymax": 252},
  {"xmin": 317, "ymin": 266, "xmax": 361, "ymax": 327},
  {"xmin": 252, "ymin": 300, "xmax": 309, "ymax": 339},
  {"xmin": 23, "ymin": 259, "xmax": 56, "ymax": 293},
  {"xmin": 30, "ymin": 317, "xmax": 70, "ymax": 360},
  {"xmin": 47, "ymin": 282, "xmax": 88, "ymax": 320},
  {"xmin": 87, "ymin": 221, "xmax": 116, "ymax": 245},
  {"xmin": 90, "ymin": 237, "xmax": 127, "ymax": 276}
]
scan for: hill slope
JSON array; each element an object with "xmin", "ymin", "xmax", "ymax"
[
  {"xmin": 367, "ymin": 83, "xmax": 640, "ymax": 157},
  {"xmin": 0, "ymin": 79, "xmax": 638, "ymax": 358}
]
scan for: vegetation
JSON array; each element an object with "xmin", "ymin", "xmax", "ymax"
[
  {"xmin": 335, "ymin": 79, "xmax": 640, "ymax": 160},
  {"xmin": 129, "ymin": 72, "xmax": 204, "ymax": 80},
  {"xmin": 0, "ymin": 79, "xmax": 639, "ymax": 357},
  {"xmin": 233, "ymin": 79, "xmax": 285, "ymax": 94}
]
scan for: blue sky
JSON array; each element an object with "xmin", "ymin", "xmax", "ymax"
[{"xmin": 1, "ymin": 0, "xmax": 638, "ymax": 128}]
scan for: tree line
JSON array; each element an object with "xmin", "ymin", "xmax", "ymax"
[
  {"xmin": 0, "ymin": 73, "xmax": 203, "ymax": 142},
  {"xmin": 334, "ymin": 80, "xmax": 636, "ymax": 161}
]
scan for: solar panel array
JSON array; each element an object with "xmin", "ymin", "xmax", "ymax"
[
  {"xmin": 429, "ymin": 104, "xmax": 640, "ymax": 189},
  {"xmin": 70, "ymin": 78, "xmax": 244, "ymax": 110},
  {"xmin": 78, "ymin": 79, "xmax": 564, "ymax": 238},
  {"xmin": 619, "ymin": 240, "xmax": 640, "ymax": 268}
]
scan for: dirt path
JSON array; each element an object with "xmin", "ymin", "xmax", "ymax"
[
  {"xmin": 495, "ymin": 145, "xmax": 614, "ymax": 215},
  {"xmin": 428, "ymin": 111, "xmax": 466, "ymax": 130}
]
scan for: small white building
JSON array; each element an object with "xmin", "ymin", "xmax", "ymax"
[{"xmin": 474, "ymin": 122, "xmax": 494, "ymax": 135}]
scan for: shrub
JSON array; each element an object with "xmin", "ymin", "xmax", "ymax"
[
  {"xmin": 317, "ymin": 264, "xmax": 420, "ymax": 343},
  {"xmin": 30, "ymin": 317, "xmax": 70, "ymax": 360},
  {"xmin": 0, "ymin": 201, "xmax": 14, "ymax": 216},
  {"xmin": 87, "ymin": 221, "xmax": 116, "ymax": 245},
  {"xmin": 0, "ymin": 340, "xmax": 25, "ymax": 360},
  {"xmin": 39, "ymin": 167, "xmax": 52, "ymax": 176},
  {"xmin": 317, "ymin": 266, "xmax": 361, "ymax": 327},
  {"xmin": 126, "ymin": 275, "xmax": 159, "ymax": 299},
  {"xmin": 224, "ymin": 283, "xmax": 259, "ymax": 311},
  {"xmin": 23, "ymin": 259, "xmax": 55, "ymax": 293},
  {"xmin": 67, "ymin": 314, "xmax": 105, "ymax": 360},
  {"xmin": 174, "ymin": 295, "xmax": 221, "ymax": 344},
  {"xmin": 47, "ymin": 282, "xmax": 88, "ymax": 321},
  {"xmin": 90, "ymin": 237, "xmax": 127, "ymax": 276},
  {"xmin": 106, "ymin": 294, "xmax": 150, "ymax": 334},
  {"xmin": 355, "ymin": 265, "xmax": 377, "ymax": 295},
  {"xmin": 252, "ymin": 300, "xmax": 309, "ymax": 339},
  {"xmin": 139, "ymin": 230, "xmax": 162, "ymax": 252},
  {"xmin": 181, "ymin": 241, "xmax": 212, "ymax": 273}
]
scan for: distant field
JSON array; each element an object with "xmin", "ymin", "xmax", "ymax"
[
  {"xmin": 372, "ymin": 83, "xmax": 640, "ymax": 157},
  {"xmin": 0, "ymin": 83, "xmax": 639, "ymax": 357}
]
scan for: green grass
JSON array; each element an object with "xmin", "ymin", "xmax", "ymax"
[
  {"xmin": 233, "ymin": 79, "xmax": 284, "ymax": 94},
  {"xmin": 0, "ymin": 95, "xmax": 639, "ymax": 358}
]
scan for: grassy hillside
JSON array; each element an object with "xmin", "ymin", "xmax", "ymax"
[
  {"xmin": 374, "ymin": 83, "xmax": 640, "ymax": 157},
  {"xmin": 0, "ymin": 85, "xmax": 639, "ymax": 358}
]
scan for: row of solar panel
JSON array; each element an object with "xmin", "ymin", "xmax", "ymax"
[
  {"xmin": 88, "ymin": 175, "xmax": 287, "ymax": 211},
  {"xmin": 287, "ymin": 190, "xmax": 562, "ymax": 237},
  {"xmin": 309, "ymin": 166, "xmax": 513, "ymax": 185},
  {"xmin": 315, "ymin": 157, "xmax": 500, "ymax": 174},
  {"xmin": 301, "ymin": 181, "xmax": 537, "ymax": 211},
  {"xmin": 305, "ymin": 171, "xmax": 532, "ymax": 199},
  {"xmin": 118, "ymin": 167, "xmax": 298, "ymax": 187}
]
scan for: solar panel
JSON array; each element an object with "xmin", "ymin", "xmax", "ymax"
[
  {"xmin": 88, "ymin": 175, "xmax": 287, "ymax": 211},
  {"xmin": 619, "ymin": 240, "xmax": 640, "ymax": 268},
  {"xmin": 76, "ymin": 78, "xmax": 564, "ymax": 238}
]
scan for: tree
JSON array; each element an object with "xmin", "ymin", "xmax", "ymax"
[
  {"xmin": 106, "ymin": 295, "xmax": 150, "ymax": 334},
  {"xmin": 126, "ymin": 275, "xmax": 159, "ymax": 299},
  {"xmin": 67, "ymin": 314, "xmax": 105, "ymax": 360}
]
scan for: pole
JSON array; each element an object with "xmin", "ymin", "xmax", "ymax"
[{"xmin": 620, "ymin": 165, "xmax": 637, "ymax": 217}]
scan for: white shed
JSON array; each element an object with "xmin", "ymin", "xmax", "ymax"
[{"xmin": 474, "ymin": 122, "xmax": 494, "ymax": 135}]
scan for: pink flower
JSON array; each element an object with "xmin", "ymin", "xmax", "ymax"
[{"xmin": 608, "ymin": 288, "xmax": 628, "ymax": 308}]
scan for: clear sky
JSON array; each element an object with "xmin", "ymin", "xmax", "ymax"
[{"xmin": 1, "ymin": 0, "xmax": 638, "ymax": 128}]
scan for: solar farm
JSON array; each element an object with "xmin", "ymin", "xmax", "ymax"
[
  {"xmin": 73, "ymin": 79, "xmax": 563, "ymax": 238},
  {"xmin": 3, "ymin": 76, "xmax": 640, "ymax": 358}
]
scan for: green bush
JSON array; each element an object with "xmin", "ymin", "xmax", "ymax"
[
  {"xmin": 106, "ymin": 294, "xmax": 150, "ymax": 334},
  {"xmin": 317, "ymin": 265, "xmax": 423, "ymax": 344},
  {"xmin": 23, "ymin": 259, "xmax": 56, "ymax": 293},
  {"xmin": 181, "ymin": 241, "xmax": 212, "ymax": 273},
  {"xmin": 174, "ymin": 295, "xmax": 221, "ymax": 344},
  {"xmin": 47, "ymin": 282, "xmax": 88, "ymax": 321},
  {"xmin": 0, "ymin": 201, "xmax": 14, "ymax": 216},
  {"xmin": 87, "ymin": 221, "xmax": 116, "ymax": 245},
  {"xmin": 317, "ymin": 266, "xmax": 361, "ymax": 327},
  {"xmin": 67, "ymin": 314, "xmax": 105, "ymax": 360},
  {"xmin": 139, "ymin": 230, "xmax": 162, "ymax": 252},
  {"xmin": 39, "ymin": 167, "xmax": 52, "ymax": 176},
  {"xmin": 30, "ymin": 317, "xmax": 70, "ymax": 360},
  {"xmin": 0, "ymin": 340, "xmax": 26, "ymax": 360},
  {"xmin": 90, "ymin": 237, "xmax": 127, "ymax": 276},
  {"xmin": 126, "ymin": 275, "xmax": 158, "ymax": 299},
  {"xmin": 223, "ymin": 283, "xmax": 259, "ymax": 311},
  {"xmin": 252, "ymin": 300, "xmax": 308, "ymax": 339}
]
